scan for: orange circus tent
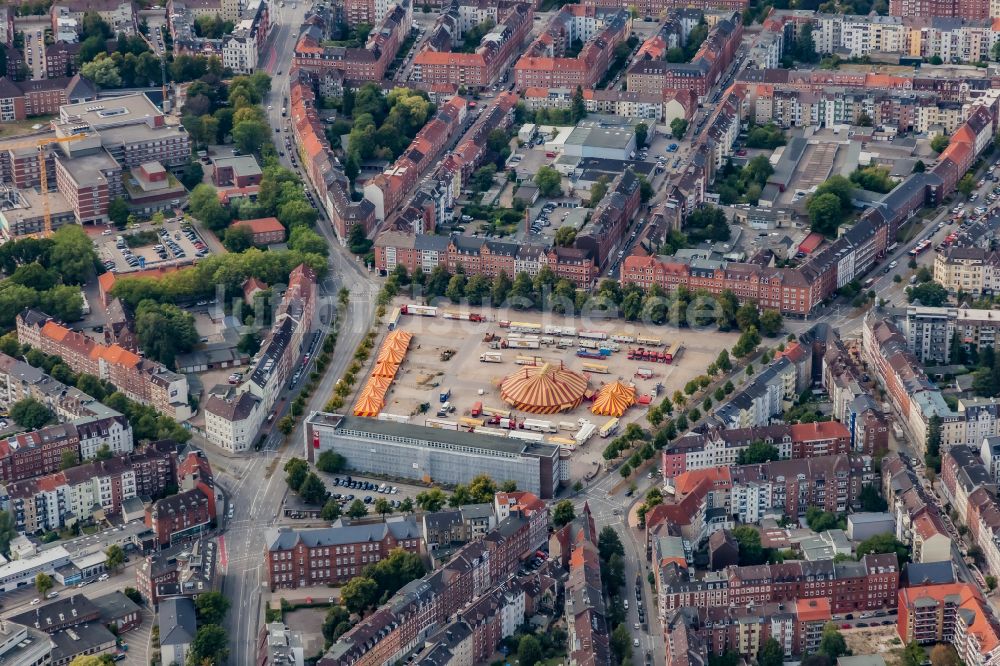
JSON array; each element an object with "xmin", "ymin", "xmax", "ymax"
[
  {"xmin": 371, "ymin": 360, "xmax": 399, "ymax": 378},
  {"xmin": 591, "ymin": 381, "xmax": 636, "ymax": 417},
  {"xmin": 377, "ymin": 345, "xmax": 407, "ymax": 364},
  {"xmin": 352, "ymin": 390, "xmax": 385, "ymax": 417},
  {"xmin": 500, "ymin": 363, "xmax": 588, "ymax": 414}
]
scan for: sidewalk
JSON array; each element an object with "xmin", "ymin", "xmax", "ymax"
[{"xmin": 268, "ymin": 587, "xmax": 340, "ymax": 609}]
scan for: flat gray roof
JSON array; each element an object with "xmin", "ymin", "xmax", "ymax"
[{"xmin": 309, "ymin": 413, "xmax": 560, "ymax": 459}]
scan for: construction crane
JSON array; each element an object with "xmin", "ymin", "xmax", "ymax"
[{"xmin": 7, "ymin": 134, "xmax": 88, "ymax": 236}]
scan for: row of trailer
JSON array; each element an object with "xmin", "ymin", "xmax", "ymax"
[{"xmin": 424, "ymin": 414, "xmax": 599, "ymax": 451}]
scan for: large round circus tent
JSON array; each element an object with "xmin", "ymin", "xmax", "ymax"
[
  {"xmin": 591, "ymin": 381, "xmax": 636, "ymax": 417},
  {"xmin": 499, "ymin": 363, "xmax": 588, "ymax": 414}
]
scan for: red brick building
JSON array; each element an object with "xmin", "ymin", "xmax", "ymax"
[
  {"xmin": 889, "ymin": 0, "xmax": 988, "ymax": 19},
  {"xmin": 212, "ymin": 155, "xmax": 263, "ymax": 187},
  {"xmin": 728, "ymin": 553, "xmax": 900, "ymax": 614},
  {"xmin": 231, "ymin": 217, "xmax": 287, "ymax": 245},
  {"xmin": 45, "ymin": 41, "xmax": 80, "ymax": 79},
  {"xmin": 146, "ymin": 450, "xmax": 217, "ymax": 549},
  {"xmin": 515, "ymin": 6, "xmax": 630, "ymax": 91},
  {"xmin": 0, "ymin": 424, "xmax": 80, "ymax": 484},
  {"xmin": 413, "ymin": 3, "xmax": 532, "ymax": 90},
  {"xmin": 265, "ymin": 520, "xmax": 424, "ymax": 589}
]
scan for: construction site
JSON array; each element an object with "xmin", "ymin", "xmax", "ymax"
[{"xmin": 347, "ymin": 300, "xmax": 740, "ymax": 475}]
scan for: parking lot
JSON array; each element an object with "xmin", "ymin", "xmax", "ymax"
[{"xmin": 96, "ymin": 219, "xmax": 213, "ymax": 273}]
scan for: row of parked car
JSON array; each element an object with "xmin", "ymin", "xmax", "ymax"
[{"xmin": 332, "ymin": 477, "xmax": 399, "ymax": 494}]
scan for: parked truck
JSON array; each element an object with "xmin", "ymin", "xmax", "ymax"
[
  {"xmin": 523, "ymin": 419, "xmax": 557, "ymax": 433},
  {"xmin": 508, "ymin": 339, "xmax": 541, "ymax": 349},
  {"xmin": 515, "ymin": 355, "xmax": 543, "ymax": 365},
  {"xmin": 470, "ymin": 401, "xmax": 483, "ymax": 417},
  {"xmin": 402, "ymin": 304, "xmax": 437, "ymax": 317},
  {"xmin": 443, "ymin": 311, "xmax": 484, "ymax": 322},
  {"xmin": 439, "ymin": 388, "xmax": 451, "ymax": 403},
  {"xmin": 575, "ymin": 422, "xmax": 597, "ymax": 446},
  {"xmin": 480, "ymin": 352, "xmax": 503, "ymax": 363}
]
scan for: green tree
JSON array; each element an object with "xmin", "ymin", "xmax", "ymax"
[
  {"xmin": 188, "ymin": 183, "xmax": 230, "ymax": 231},
  {"xmin": 134, "ymin": 300, "xmax": 198, "ymax": 367},
  {"xmin": 589, "ymin": 175, "xmax": 610, "ymax": 207},
  {"xmin": 341, "ymin": 576, "xmax": 379, "ymax": 614},
  {"xmin": 903, "ymin": 642, "xmax": 926, "ymax": 666},
  {"xmin": 930, "ymin": 135, "xmax": 949, "ymax": 153},
  {"xmin": 223, "ymin": 225, "xmax": 254, "ymax": 252},
  {"xmin": 10, "ymin": 398, "xmax": 54, "ymax": 429},
  {"xmin": 572, "ymin": 85, "xmax": 587, "ymax": 122},
  {"xmin": 81, "ymin": 54, "xmax": 122, "ymax": 88},
  {"xmin": 61, "ymin": 449, "xmax": 79, "ymax": 470},
  {"xmin": 598, "ymin": 525, "xmax": 624, "ymax": 561},
  {"xmin": 298, "ymin": 472, "xmax": 328, "ymax": 505},
  {"xmin": 35, "ymin": 572, "xmax": 53, "ymax": 597},
  {"xmin": 518, "ymin": 635, "xmax": 543, "ymax": 666},
  {"xmin": 105, "ymin": 544, "xmax": 125, "ymax": 573},
  {"xmin": 670, "ymin": 117, "xmax": 688, "ymax": 139},
  {"xmin": 759, "ymin": 310, "xmax": 783, "ymax": 336},
  {"xmin": 188, "ymin": 624, "xmax": 229, "ymax": 665},
  {"xmin": 554, "ymin": 225, "xmax": 577, "ymax": 247},
  {"xmin": 415, "ymin": 487, "xmax": 447, "ymax": 512},
  {"xmin": 634, "ymin": 122, "xmax": 649, "ymax": 148},
  {"xmin": 374, "ymin": 497, "xmax": 393, "ymax": 518},
  {"xmin": 818, "ymin": 623, "xmax": 848, "ymax": 660},
  {"xmin": 930, "ymin": 644, "xmax": 960, "ymax": 666},
  {"xmin": 50, "ymin": 225, "xmax": 98, "ymax": 284},
  {"xmin": 287, "ymin": 227, "xmax": 327, "ymax": 257},
  {"xmin": 759, "ymin": 637, "xmax": 785, "ymax": 666},
  {"xmin": 283, "ymin": 458, "xmax": 309, "ymax": 491},
  {"xmin": 322, "ymin": 605, "xmax": 351, "ymax": 642},
  {"xmin": 180, "ymin": 161, "xmax": 204, "ymax": 190},
  {"xmin": 856, "ymin": 533, "xmax": 910, "ymax": 563},
  {"xmin": 907, "ymin": 282, "xmax": 948, "ymax": 307},
  {"xmin": 732, "ymin": 525, "xmax": 767, "ymax": 565},
  {"xmin": 108, "ymin": 197, "xmax": 129, "ymax": 227},
  {"xmin": 534, "ymin": 166, "xmax": 562, "ymax": 197},
  {"xmin": 736, "ymin": 441, "xmax": 780, "ymax": 465},
  {"xmin": 859, "ymin": 484, "xmax": 888, "ymax": 512},
  {"xmin": 321, "ymin": 498, "xmax": 342, "ymax": 520},
  {"xmin": 552, "ymin": 499, "xmax": 575, "ymax": 527},
  {"xmin": 958, "ymin": 174, "xmax": 976, "ymax": 197},
  {"xmin": 194, "ymin": 591, "xmax": 230, "ymax": 625},
  {"xmin": 316, "ymin": 450, "xmax": 346, "ymax": 473},
  {"xmin": 807, "ymin": 192, "xmax": 845, "ymax": 236},
  {"xmin": 0, "ymin": 511, "xmax": 16, "ymax": 557},
  {"xmin": 347, "ymin": 499, "xmax": 368, "ymax": 518},
  {"xmin": 611, "ymin": 623, "xmax": 633, "ymax": 663}
]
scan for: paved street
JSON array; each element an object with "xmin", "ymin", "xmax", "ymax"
[{"xmin": 199, "ymin": 9, "xmax": 381, "ymax": 662}]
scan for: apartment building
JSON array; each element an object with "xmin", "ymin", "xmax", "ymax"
[
  {"xmin": 146, "ymin": 449, "xmax": 217, "ymax": 548},
  {"xmin": 16, "ymin": 310, "xmax": 191, "ymax": 421},
  {"xmin": 711, "ymin": 356, "xmax": 803, "ymax": 430},
  {"xmin": 898, "ymin": 583, "xmax": 1000, "ymax": 666},
  {"xmin": 412, "ymin": 3, "xmax": 533, "ymax": 89},
  {"xmin": 627, "ymin": 13, "xmax": 742, "ymax": 99},
  {"xmin": 934, "ymin": 247, "xmax": 1000, "ymax": 295},
  {"xmin": 205, "ymin": 264, "xmax": 315, "ymax": 452},
  {"xmin": 0, "ymin": 74, "xmax": 96, "ymax": 121},
  {"xmin": 51, "ymin": 0, "xmax": 137, "ymax": 33},
  {"xmin": 45, "ymin": 41, "xmax": 80, "ymax": 79},
  {"xmin": 661, "ymin": 421, "xmax": 853, "ymax": 478},
  {"xmin": 288, "ymin": 72, "xmax": 376, "ymax": 240},
  {"xmin": 293, "ymin": 0, "xmax": 411, "ymax": 83},
  {"xmin": 728, "ymin": 553, "xmax": 900, "ymax": 614},
  {"xmin": 321, "ymin": 509, "xmax": 547, "ymax": 665},
  {"xmin": 363, "ymin": 94, "xmax": 467, "ymax": 224},
  {"xmin": 135, "ymin": 538, "xmax": 218, "ymax": 606},
  {"xmin": 2, "ymin": 439, "xmax": 178, "ymax": 533},
  {"xmin": 230, "ymin": 217, "xmax": 287, "ymax": 246},
  {"xmin": 220, "ymin": 0, "xmax": 270, "ymax": 74},
  {"xmin": 514, "ymin": 6, "xmax": 631, "ymax": 91},
  {"xmin": 730, "ymin": 454, "xmax": 876, "ymax": 522},
  {"xmin": 898, "ymin": 305, "xmax": 1000, "ymax": 364},
  {"xmin": 265, "ymin": 520, "xmax": 423, "ymax": 589},
  {"xmin": 53, "ymin": 149, "xmax": 122, "ymax": 225},
  {"xmin": 575, "ymin": 169, "xmax": 640, "ymax": 271},
  {"xmin": 889, "ymin": 0, "xmax": 989, "ymax": 19}
]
